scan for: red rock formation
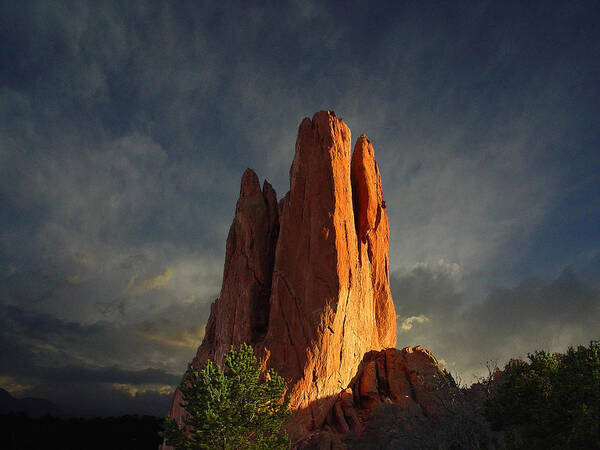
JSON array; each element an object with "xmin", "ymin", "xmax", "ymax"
[
  {"xmin": 167, "ymin": 168, "xmax": 278, "ymax": 425},
  {"xmin": 167, "ymin": 111, "xmax": 399, "ymax": 442}
]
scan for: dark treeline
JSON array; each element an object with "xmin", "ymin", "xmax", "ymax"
[{"xmin": 0, "ymin": 413, "xmax": 162, "ymax": 450}]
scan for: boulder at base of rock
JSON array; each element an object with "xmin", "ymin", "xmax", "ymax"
[{"xmin": 297, "ymin": 347, "xmax": 450, "ymax": 449}]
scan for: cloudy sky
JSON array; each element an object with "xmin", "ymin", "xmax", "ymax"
[{"xmin": 1, "ymin": 0, "xmax": 599, "ymax": 416}]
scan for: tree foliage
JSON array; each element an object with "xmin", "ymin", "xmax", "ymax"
[
  {"xmin": 485, "ymin": 340, "xmax": 600, "ymax": 449},
  {"xmin": 163, "ymin": 343, "xmax": 291, "ymax": 450}
]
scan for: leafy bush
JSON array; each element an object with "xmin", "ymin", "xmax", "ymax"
[
  {"xmin": 163, "ymin": 343, "xmax": 291, "ymax": 450},
  {"xmin": 485, "ymin": 340, "xmax": 600, "ymax": 449}
]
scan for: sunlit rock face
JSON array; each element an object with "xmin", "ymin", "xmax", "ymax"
[{"xmin": 167, "ymin": 111, "xmax": 397, "ymax": 441}]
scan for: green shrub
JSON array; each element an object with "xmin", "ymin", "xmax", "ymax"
[
  {"xmin": 163, "ymin": 343, "xmax": 291, "ymax": 450},
  {"xmin": 485, "ymin": 340, "xmax": 600, "ymax": 449}
]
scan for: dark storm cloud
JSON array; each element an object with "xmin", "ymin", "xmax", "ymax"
[
  {"xmin": 0, "ymin": 296, "xmax": 212, "ymax": 368},
  {"xmin": 2, "ymin": 0, "xmax": 598, "ymax": 275},
  {"xmin": 0, "ymin": 298, "xmax": 211, "ymax": 415},
  {"xmin": 0, "ymin": 331, "xmax": 178, "ymax": 386},
  {"xmin": 33, "ymin": 364, "xmax": 178, "ymax": 386},
  {"xmin": 1, "ymin": 0, "xmax": 599, "ymax": 415}
]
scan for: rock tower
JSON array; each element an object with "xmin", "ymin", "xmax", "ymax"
[{"xmin": 167, "ymin": 111, "xmax": 444, "ymax": 445}]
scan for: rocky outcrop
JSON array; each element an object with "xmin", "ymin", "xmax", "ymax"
[
  {"xmin": 299, "ymin": 347, "xmax": 449, "ymax": 449},
  {"xmin": 168, "ymin": 111, "xmax": 403, "ymax": 441},
  {"xmin": 331, "ymin": 347, "xmax": 447, "ymax": 433}
]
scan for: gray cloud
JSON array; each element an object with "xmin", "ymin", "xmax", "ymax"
[{"xmin": 392, "ymin": 264, "xmax": 600, "ymax": 380}]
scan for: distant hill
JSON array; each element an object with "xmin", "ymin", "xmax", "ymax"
[{"xmin": 0, "ymin": 387, "xmax": 61, "ymax": 417}]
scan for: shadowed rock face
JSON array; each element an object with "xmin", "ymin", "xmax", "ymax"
[
  {"xmin": 197, "ymin": 168, "xmax": 279, "ymax": 366},
  {"xmin": 167, "ymin": 111, "xmax": 397, "ymax": 440}
]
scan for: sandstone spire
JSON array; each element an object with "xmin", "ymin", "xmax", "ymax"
[{"xmin": 167, "ymin": 111, "xmax": 397, "ymax": 440}]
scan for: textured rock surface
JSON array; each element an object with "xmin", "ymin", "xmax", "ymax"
[
  {"xmin": 348, "ymin": 346, "xmax": 446, "ymax": 422},
  {"xmin": 167, "ymin": 111, "xmax": 397, "ymax": 441},
  {"xmin": 351, "ymin": 135, "xmax": 396, "ymax": 348}
]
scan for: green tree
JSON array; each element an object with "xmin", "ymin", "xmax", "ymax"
[
  {"xmin": 485, "ymin": 340, "xmax": 600, "ymax": 449},
  {"xmin": 163, "ymin": 343, "xmax": 291, "ymax": 450}
]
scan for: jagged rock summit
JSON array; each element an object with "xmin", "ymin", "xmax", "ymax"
[{"xmin": 168, "ymin": 111, "xmax": 445, "ymax": 445}]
